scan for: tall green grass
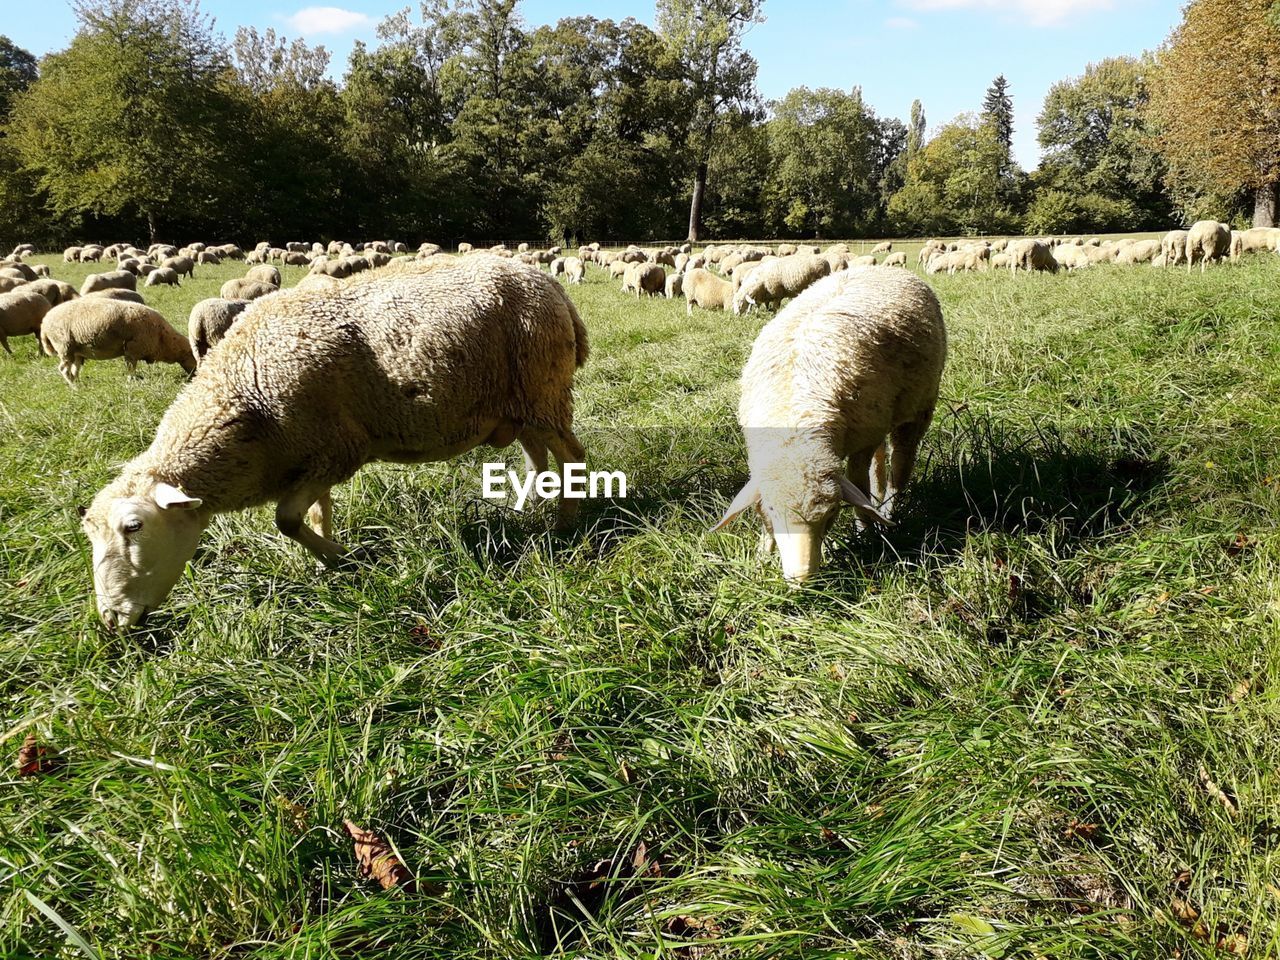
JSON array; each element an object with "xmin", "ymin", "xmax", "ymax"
[{"xmin": 2, "ymin": 252, "xmax": 1278, "ymax": 958}]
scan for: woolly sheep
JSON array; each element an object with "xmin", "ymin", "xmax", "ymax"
[
  {"xmin": 145, "ymin": 268, "xmax": 182, "ymax": 288},
  {"xmin": 457, "ymin": 242, "xmax": 474, "ymax": 254},
  {"xmin": 188, "ymin": 298, "xmax": 250, "ymax": 362},
  {"xmin": 1008, "ymin": 239, "xmax": 1059, "ymax": 274},
  {"xmin": 1151, "ymin": 252, "xmax": 1167, "ymax": 268},
  {"xmin": 64, "ymin": 246, "xmax": 83, "ymax": 263},
  {"xmin": 1186, "ymin": 220, "xmax": 1230, "ymax": 273},
  {"xmin": 81, "ymin": 270, "xmax": 137, "ymax": 296},
  {"xmin": 919, "ymin": 240, "xmax": 947, "ymax": 267},
  {"xmin": 715, "ymin": 267, "xmax": 946, "ymax": 582},
  {"xmin": 40, "ymin": 298, "xmax": 195, "ymax": 384},
  {"xmin": 665, "ymin": 273, "xmax": 683, "ymax": 299},
  {"xmin": 565, "ymin": 257, "xmax": 585, "ymax": 284},
  {"xmin": 88, "ymin": 289, "xmax": 146, "ymax": 304},
  {"xmin": 0, "ymin": 289, "xmax": 53, "ymax": 353},
  {"xmin": 684, "ymin": 268, "xmax": 733, "ymax": 314},
  {"xmin": 871, "ymin": 242, "xmax": 892, "ymax": 254},
  {"xmin": 247, "ymin": 264, "xmax": 282, "ymax": 287},
  {"xmin": 550, "ymin": 257, "xmax": 567, "ymax": 277},
  {"xmin": 732, "ymin": 255, "xmax": 831, "ymax": 316},
  {"xmin": 851, "ymin": 255, "xmax": 877, "ymax": 267},
  {"xmin": 1117, "ymin": 239, "xmax": 1161, "ymax": 265},
  {"xmin": 197, "ymin": 251, "xmax": 221, "ymax": 266},
  {"xmin": 1, "ymin": 261, "xmax": 36, "ymax": 281},
  {"xmin": 220, "ymin": 279, "xmax": 279, "ymax": 301},
  {"xmin": 1054, "ymin": 245, "xmax": 1092, "ymax": 271},
  {"xmin": 883, "ymin": 252, "xmax": 907, "ymax": 267},
  {"xmin": 0, "ymin": 277, "xmax": 25, "ymax": 293},
  {"xmin": 1229, "ymin": 227, "xmax": 1280, "ymax": 261},
  {"xmin": 776, "ymin": 244, "xmax": 797, "ymax": 257},
  {"xmin": 27, "ymin": 278, "xmax": 78, "ymax": 306},
  {"xmin": 1161, "ymin": 230, "xmax": 1188, "ymax": 268},
  {"xmin": 163, "ymin": 256, "xmax": 196, "ymax": 278},
  {"xmin": 79, "ymin": 256, "xmax": 590, "ymax": 629},
  {"xmin": 622, "ymin": 262, "xmax": 665, "ymax": 297}
]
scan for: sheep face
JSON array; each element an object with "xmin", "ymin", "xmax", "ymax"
[{"xmin": 81, "ymin": 481, "xmax": 208, "ymax": 630}]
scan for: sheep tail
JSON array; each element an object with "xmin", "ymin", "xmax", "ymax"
[
  {"xmin": 566, "ymin": 295, "xmax": 589, "ymax": 368},
  {"xmin": 39, "ymin": 329, "xmax": 54, "ymax": 357}
]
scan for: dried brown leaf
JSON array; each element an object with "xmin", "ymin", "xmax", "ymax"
[
  {"xmin": 1225, "ymin": 533, "xmax": 1251, "ymax": 558},
  {"xmin": 1218, "ymin": 932, "xmax": 1248, "ymax": 956},
  {"xmin": 1063, "ymin": 819, "xmax": 1099, "ymax": 842},
  {"xmin": 343, "ymin": 819, "xmax": 416, "ymax": 893},
  {"xmin": 1228, "ymin": 679, "xmax": 1253, "ymax": 704},
  {"xmin": 16, "ymin": 734, "xmax": 63, "ymax": 777},
  {"xmin": 1171, "ymin": 897, "xmax": 1200, "ymax": 923}
]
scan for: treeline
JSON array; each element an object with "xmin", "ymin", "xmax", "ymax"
[{"xmin": 0, "ymin": 0, "xmax": 1275, "ymax": 247}]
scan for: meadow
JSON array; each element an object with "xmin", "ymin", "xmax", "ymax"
[{"xmin": 2, "ymin": 246, "xmax": 1279, "ymax": 958}]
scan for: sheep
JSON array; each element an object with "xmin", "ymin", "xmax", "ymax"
[
  {"xmin": 197, "ymin": 251, "xmax": 222, "ymax": 266},
  {"xmin": 418, "ymin": 242, "xmax": 442, "ymax": 257},
  {"xmin": 81, "ymin": 270, "xmax": 137, "ymax": 296},
  {"xmin": 282, "ymin": 252, "xmax": 311, "ymax": 267},
  {"xmin": 162, "ymin": 256, "xmax": 196, "ymax": 278},
  {"xmin": 1117, "ymin": 239, "xmax": 1162, "ymax": 265},
  {"xmin": 870, "ymin": 241, "xmax": 892, "ymax": 254},
  {"xmin": 883, "ymin": 252, "xmax": 907, "ymax": 268},
  {"xmin": 1229, "ymin": 227, "xmax": 1280, "ymax": 261},
  {"xmin": 0, "ymin": 267, "xmax": 27, "ymax": 283},
  {"xmin": 823, "ymin": 250, "xmax": 850, "ymax": 273},
  {"xmin": 88, "ymin": 289, "xmax": 146, "ymax": 304},
  {"xmin": 990, "ymin": 251, "xmax": 1011, "ymax": 270},
  {"xmin": 1054, "ymin": 245, "xmax": 1092, "ymax": 272},
  {"xmin": 622, "ymin": 262, "xmax": 665, "ymax": 298},
  {"xmin": 40, "ymin": 298, "xmax": 195, "ymax": 384},
  {"xmin": 0, "ymin": 289, "xmax": 53, "ymax": 353},
  {"xmin": 549, "ymin": 257, "xmax": 567, "ymax": 278},
  {"xmin": 79, "ymin": 246, "xmax": 104, "ymax": 262},
  {"xmin": 79, "ymin": 256, "xmax": 590, "ymax": 629},
  {"xmin": 188, "ymin": 298, "xmax": 250, "ymax": 363},
  {"xmin": 1008, "ymin": 239, "xmax": 1059, "ymax": 274},
  {"xmin": 715, "ymin": 267, "xmax": 946, "ymax": 582},
  {"xmin": 457, "ymin": 242, "xmax": 474, "ymax": 254},
  {"xmin": 220, "ymin": 279, "xmax": 279, "ymax": 301},
  {"xmin": 684, "ymin": 268, "xmax": 733, "ymax": 314},
  {"xmin": 32, "ymin": 265, "xmax": 50, "ymax": 278},
  {"xmin": 1161, "ymin": 230, "xmax": 1188, "ymax": 268},
  {"xmin": 851, "ymin": 255, "xmax": 878, "ymax": 267},
  {"xmin": 918, "ymin": 240, "xmax": 947, "ymax": 267},
  {"xmin": 665, "ymin": 272, "xmax": 684, "ymax": 299},
  {"xmin": 63, "ymin": 246, "xmax": 83, "ymax": 263},
  {"xmin": 1186, "ymin": 220, "xmax": 1230, "ymax": 273},
  {"xmin": 26, "ymin": 278, "xmax": 78, "ymax": 306},
  {"xmin": 247, "ymin": 265, "xmax": 282, "ymax": 287},
  {"xmin": 1, "ymin": 261, "xmax": 36, "ymax": 281},
  {"xmin": 0, "ymin": 277, "xmax": 26, "ymax": 293},
  {"xmin": 776, "ymin": 243, "xmax": 797, "ymax": 257},
  {"xmin": 1151, "ymin": 252, "xmax": 1167, "ymax": 268},
  {"xmin": 732, "ymin": 255, "xmax": 831, "ymax": 316},
  {"xmin": 145, "ymin": 268, "xmax": 182, "ymax": 288}
]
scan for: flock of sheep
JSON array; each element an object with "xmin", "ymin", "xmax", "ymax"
[{"xmin": 0, "ymin": 220, "xmax": 1273, "ymax": 629}]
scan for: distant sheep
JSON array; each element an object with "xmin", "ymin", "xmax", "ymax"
[
  {"xmin": 622, "ymin": 262, "xmax": 665, "ymax": 297},
  {"xmin": 732, "ymin": 255, "xmax": 831, "ymax": 315},
  {"xmin": 81, "ymin": 270, "xmax": 137, "ymax": 296},
  {"xmin": 220, "ymin": 279, "xmax": 279, "ymax": 301},
  {"xmin": 684, "ymin": 268, "xmax": 733, "ymax": 314},
  {"xmin": 883, "ymin": 252, "xmax": 907, "ymax": 267},
  {"xmin": 0, "ymin": 289, "xmax": 53, "ymax": 353},
  {"xmin": 1161, "ymin": 230, "xmax": 1188, "ymax": 268},
  {"xmin": 247, "ymin": 265, "xmax": 282, "ymax": 287},
  {"xmin": 1229, "ymin": 227, "xmax": 1280, "ymax": 261},
  {"xmin": 1186, "ymin": 220, "xmax": 1230, "ymax": 273},
  {"xmin": 145, "ymin": 268, "xmax": 181, "ymax": 288},
  {"xmin": 870, "ymin": 242, "xmax": 892, "ymax": 254},
  {"xmin": 188, "ymin": 298, "xmax": 250, "ymax": 362},
  {"xmin": 40, "ymin": 298, "xmax": 196, "ymax": 383},
  {"xmin": 665, "ymin": 273, "xmax": 683, "ymax": 299},
  {"xmin": 1008, "ymin": 239, "xmax": 1059, "ymax": 274},
  {"xmin": 565, "ymin": 257, "xmax": 585, "ymax": 284}
]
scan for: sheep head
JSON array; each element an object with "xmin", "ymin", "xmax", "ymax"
[{"xmin": 81, "ymin": 477, "xmax": 210, "ymax": 630}]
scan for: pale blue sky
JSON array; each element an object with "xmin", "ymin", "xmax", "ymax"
[{"xmin": 3, "ymin": 0, "xmax": 1181, "ymax": 167}]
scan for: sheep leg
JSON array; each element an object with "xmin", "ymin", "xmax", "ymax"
[
  {"xmin": 307, "ymin": 489, "xmax": 333, "ymax": 540},
  {"xmin": 883, "ymin": 414, "xmax": 934, "ymax": 519},
  {"xmin": 125, "ymin": 358, "xmax": 139, "ymax": 378},
  {"xmin": 0, "ymin": 335, "xmax": 10, "ymax": 355},
  {"xmin": 513, "ymin": 435, "xmax": 550, "ymax": 508},
  {"xmin": 536, "ymin": 426, "xmax": 587, "ymax": 530},
  {"xmin": 846, "ymin": 448, "xmax": 878, "ymax": 533},
  {"xmin": 276, "ymin": 487, "xmax": 347, "ymax": 565}
]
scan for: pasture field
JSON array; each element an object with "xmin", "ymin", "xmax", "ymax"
[{"xmin": 3, "ymin": 248, "xmax": 1280, "ymax": 958}]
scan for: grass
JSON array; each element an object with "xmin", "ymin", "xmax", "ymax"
[{"xmin": 2, "ymin": 246, "xmax": 1280, "ymax": 959}]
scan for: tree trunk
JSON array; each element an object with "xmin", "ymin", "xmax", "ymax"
[
  {"xmin": 147, "ymin": 209, "xmax": 157, "ymax": 245},
  {"xmin": 1253, "ymin": 182, "xmax": 1277, "ymax": 228},
  {"xmin": 687, "ymin": 160, "xmax": 708, "ymax": 243}
]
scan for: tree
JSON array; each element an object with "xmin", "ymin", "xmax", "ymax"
[
  {"xmin": 233, "ymin": 26, "xmax": 331, "ymax": 93},
  {"xmin": 656, "ymin": 0, "xmax": 763, "ymax": 241},
  {"xmin": 888, "ymin": 115, "xmax": 1020, "ymax": 235},
  {"xmin": 8, "ymin": 0, "xmax": 243, "ymax": 241},
  {"xmin": 1036, "ymin": 56, "xmax": 1170, "ymax": 228},
  {"xmin": 907, "ymin": 98, "xmax": 925, "ymax": 157},
  {"xmin": 982, "ymin": 75, "xmax": 1013, "ymax": 153},
  {"xmin": 0, "ymin": 36, "xmax": 38, "ymax": 118},
  {"xmin": 1148, "ymin": 0, "xmax": 1280, "ymax": 226}
]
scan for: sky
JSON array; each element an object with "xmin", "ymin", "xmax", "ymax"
[{"xmin": 3, "ymin": 0, "xmax": 1183, "ymax": 168}]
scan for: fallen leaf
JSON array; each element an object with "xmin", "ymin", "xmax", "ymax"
[
  {"xmin": 616, "ymin": 759, "xmax": 632, "ymax": 784},
  {"xmin": 1218, "ymin": 932, "xmax": 1248, "ymax": 956},
  {"xmin": 343, "ymin": 819, "xmax": 416, "ymax": 893},
  {"xmin": 1063, "ymin": 819, "xmax": 1099, "ymax": 841},
  {"xmin": 1198, "ymin": 764, "xmax": 1239, "ymax": 816},
  {"xmin": 1228, "ymin": 679, "xmax": 1253, "ymax": 704},
  {"xmin": 1173, "ymin": 868, "xmax": 1192, "ymax": 889},
  {"xmin": 16, "ymin": 734, "xmax": 63, "ymax": 777},
  {"xmin": 665, "ymin": 914, "xmax": 723, "ymax": 958},
  {"xmin": 1171, "ymin": 897, "xmax": 1200, "ymax": 923},
  {"xmin": 1225, "ymin": 533, "xmax": 1251, "ymax": 558}
]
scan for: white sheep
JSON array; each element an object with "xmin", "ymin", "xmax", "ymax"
[
  {"xmin": 1186, "ymin": 220, "xmax": 1230, "ymax": 273},
  {"xmin": 1161, "ymin": 230, "xmax": 1188, "ymax": 268},
  {"xmin": 145, "ymin": 268, "xmax": 181, "ymax": 288},
  {"xmin": 870, "ymin": 241, "xmax": 892, "ymax": 254},
  {"xmin": 0, "ymin": 288, "xmax": 53, "ymax": 353},
  {"xmin": 883, "ymin": 252, "xmax": 907, "ymax": 267},
  {"xmin": 622, "ymin": 262, "xmax": 665, "ymax": 297},
  {"xmin": 565, "ymin": 257, "xmax": 585, "ymax": 284},
  {"xmin": 715, "ymin": 267, "xmax": 946, "ymax": 582},
  {"xmin": 664, "ymin": 272, "xmax": 683, "ymax": 299},
  {"xmin": 188, "ymin": 298, "xmax": 249, "ymax": 362},
  {"xmin": 81, "ymin": 270, "xmax": 137, "ymax": 296},
  {"xmin": 220, "ymin": 279, "xmax": 279, "ymax": 301},
  {"xmin": 732, "ymin": 254, "xmax": 831, "ymax": 315},
  {"xmin": 1229, "ymin": 227, "xmax": 1280, "ymax": 261},
  {"xmin": 1008, "ymin": 239, "xmax": 1059, "ymax": 274},
  {"xmin": 684, "ymin": 268, "xmax": 733, "ymax": 314},
  {"xmin": 79, "ymin": 256, "xmax": 590, "ymax": 629},
  {"xmin": 40, "ymin": 298, "xmax": 196, "ymax": 384}
]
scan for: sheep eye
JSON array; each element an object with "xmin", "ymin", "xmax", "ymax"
[{"xmin": 123, "ymin": 519, "xmax": 143, "ymax": 534}]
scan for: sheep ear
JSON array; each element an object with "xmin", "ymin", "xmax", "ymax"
[
  {"xmin": 839, "ymin": 477, "xmax": 894, "ymax": 527},
  {"xmin": 153, "ymin": 482, "xmax": 203, "ymax": 511},
  {"xmin": 713, "ymin": 481, "xmax": 759, "ymax": 531}
]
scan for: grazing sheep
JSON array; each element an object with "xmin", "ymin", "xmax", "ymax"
[
  {"xmin": 63, "ymin": 246, "xmax": 83, "ymax": 263},
  {"xmin": 1161, "ymin": 230, "xmax": 1188, "ymax": 268},
  {"xmin": 81, "ymin": 270, "xmax": 137, "ymax": 296},
  {"xmin": 1008, "ymin": 239, "xmax": 1059, "ymax": 274},
  {"xmin": 918, "ymin": 240, "xmax": 947, "ymax": 267},
  {"xmin": 79, "ymin": 256, "xmax": 590, "ymax": 629},
  {"xmin": 871, "ymin": 241, "xmax": 892, "ymax": 254},
  {"xmin": 145, "ymin": 268, "xmax": 182, "ymax": 288},
  {"xmin": 0, "ymin": 289, "xmax": 53, "ymax": 353},
  {"xmin": 715, "ymin": 267, "xmax": 946, "ymax": 582},
  {"xmin": 776, "ymin": 244, "xmax": 797, "ymax": 257},
  {"xmin": 665, "ymin": 272, "xmax": 683, "ymax": 299},
  {"xmin": 622, "ymin": 262, "xmax": 665, "ymax": 297},
  {"xmin": 1151, "ymin": 253, "xmax": 1167, "ymax": 268},
  {"xmin": 732, "ymin": 255, "xmax": 831, "ymax": 315},
  {"xmin": 197, "ymin": 251, "xmax": 221, "ymax": 266},
  {"xmin": 282, "ymin": 252, "xmax": 310, "ymax": 267},
  {"xmin": 851, "ymin": 255, "xmax": 878, "ymax": 267},
  {"xmin": 990, "ymin": 251, "xmax": 1012, "ymax": 270},
  {"xmin": 550, "ymin": 257, "xmax": 566, "ymax": 277},
  {"xmin": 684, "ymin": 268, "xmax": 733, "ymax": 314},
  {"xmin": 220, "ymin": 279, "xmax": 279, "ymax": 301},
  {"xmin": 1186, "ymin": 220, "xmax": 1230, "ymax": 273},
  {"xmin": 79, "ymin": 246, "xmax": 104, "ymax": 262},
  {"xmin": 162, "ymin": 256, "xmax": 196, "ymax": 278},
  {"xmin": 1054, "ymin": 245, "xmax": 1092, "ymax": 271},
  {"xmin": 1, "ymin": 261, "xmax": 36, "ymax": 281},
  {"xmin": 1229, "ymin": 227, "xmax": 1280, "ymax": 261},
  {"xmin": 823, "ymin": 250, "xmax": 850, "ymax": 273},
  {"xmin": 247, "ymin": 264, "xmax": 282, "ymax": 287},
  {"xmin": 188, "ymin": 298, "xmax": 250, "ymax": 362},
  {"xmin": 1117, "ymin": 239, "xmax": 1162, "ymax": 265},
  {"xmin": 883, "ymin": 252, "xmax": 907, "ymax": 268},
  {"xmin": 457, "ymin": 242, "xmax": 473, "ymax": 254},
  {"xmin": 40, "ymin": 299, "xmax": 195, "ymax": 384},
  {"xmin": 27, "ymin": 279, "xmax": 78, "ymax": 306},
  {"xmin": 87, "ymin": 289, "xmax": 146, "ymax": 304},
  {"xmin": 0, "ymin": 277, "xmax": 26, "ymax": 293},
  {"xmin": 565, "ymin": 257, "xmax": 585, "ymax": 284}
]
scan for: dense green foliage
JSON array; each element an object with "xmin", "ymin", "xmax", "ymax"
[{"xmin": 3, "ymin": 247, "xmax": 1280, "ymax": 956}]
